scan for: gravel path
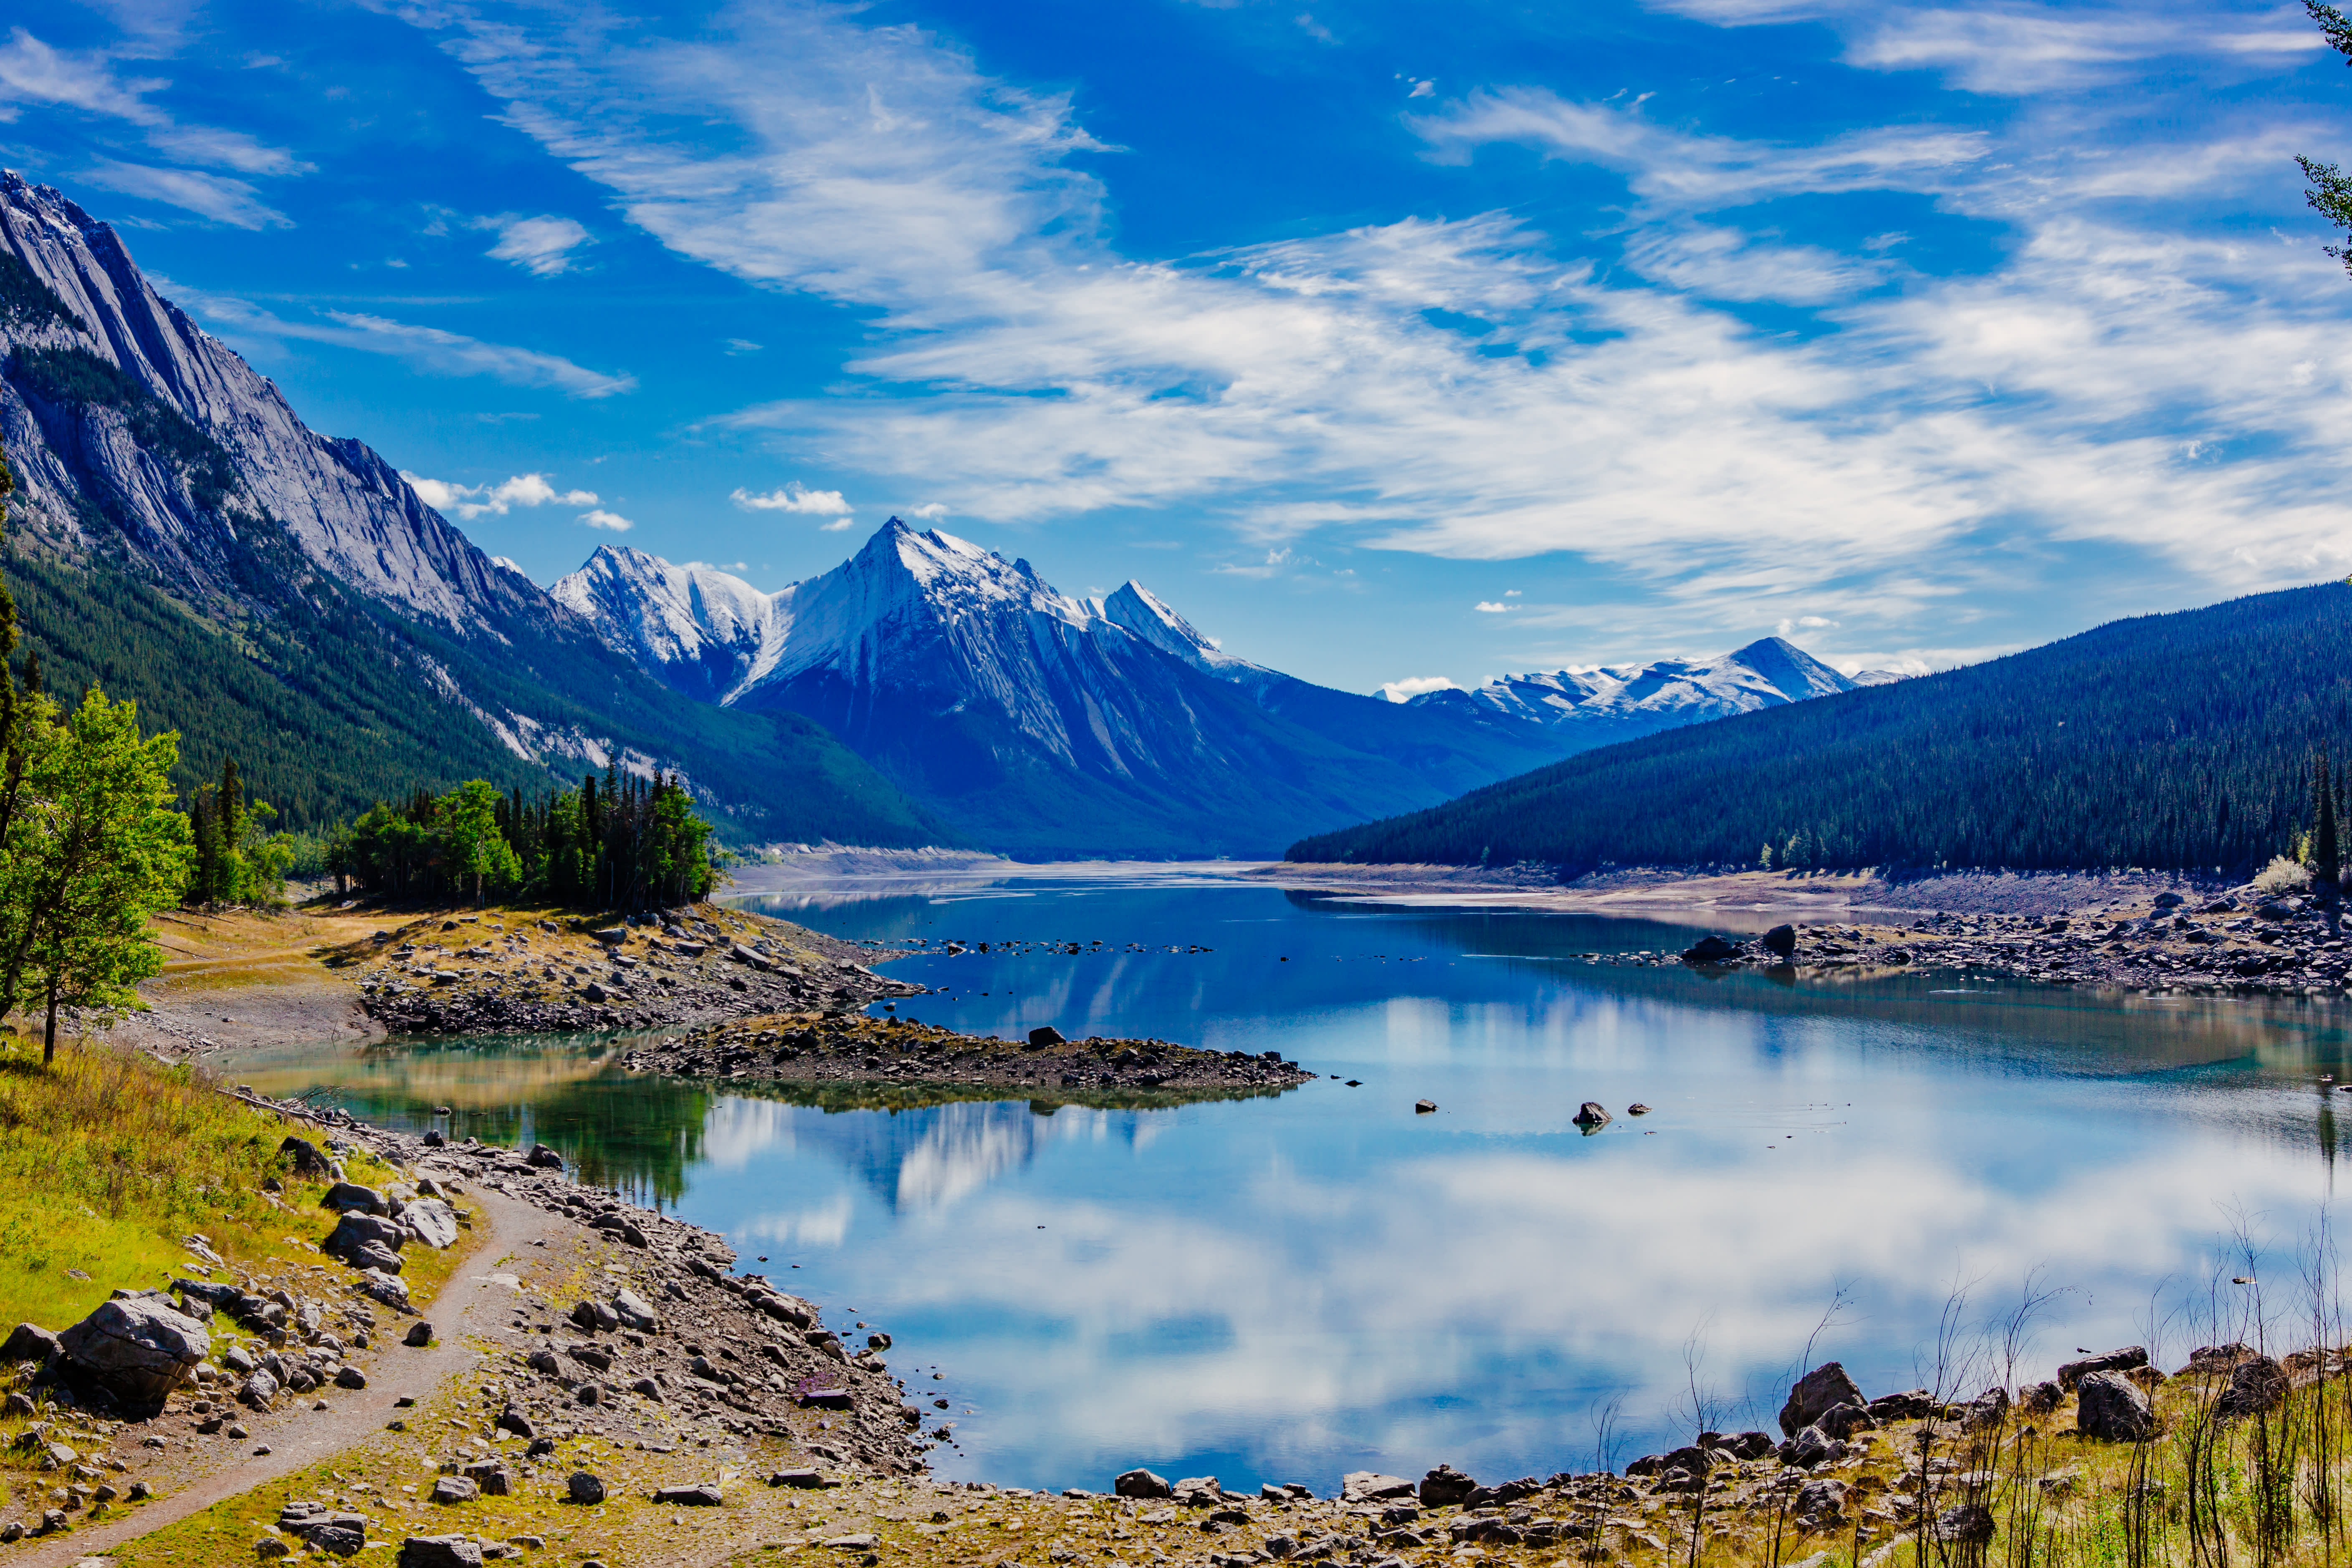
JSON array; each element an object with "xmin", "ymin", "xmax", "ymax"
[{"xmin": 10, "ymin": 1189, "xmax": 562, "ymax": 1566}]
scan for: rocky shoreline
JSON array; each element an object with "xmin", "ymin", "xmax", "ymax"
[
  {"xmin": 1600, "ymin": 884, "xmax": 2352, "ymax": 998},
  {"xmin": 344, "ymin": 902, "xmax": 919, "ymax": 1037},
  {"xmin": 622, "ymin": 1012, "xmax": 1319, "ymax": 1096},
  {"xmin": 0, "ymin": 1087, "xmax": 928, "ymax": 1554}
]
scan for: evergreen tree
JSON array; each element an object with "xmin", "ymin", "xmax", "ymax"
[{"xmin": 2317, "ymin": 749, "xmax": 2342, "ymax": 899}]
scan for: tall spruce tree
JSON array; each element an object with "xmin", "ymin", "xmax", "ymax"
[{"xmin": 2317, "ymin": 749, "xmax": 2342, "ymax": 899}]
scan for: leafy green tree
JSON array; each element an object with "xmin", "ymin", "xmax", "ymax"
[
  {"xmin": 440, "ymin": 779, "xmax": 521, "ymax": 904},
  {"xmin": 0, "ymin": 688, "xmax": 192, "ymax": 1062}
]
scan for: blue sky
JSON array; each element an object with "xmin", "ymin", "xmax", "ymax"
[{"xmin": 4, "ymin": 0, "xmax": 2349, "ymax": 696}]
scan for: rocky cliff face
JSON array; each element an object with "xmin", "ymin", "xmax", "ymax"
[{"xmin": 0, "ymin": 171, "xmax": 531, "ymax": 631}]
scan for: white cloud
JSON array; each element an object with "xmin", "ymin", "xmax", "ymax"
[
  {"xmin": 395, "ymin": 0, "xmax": 2352, "ymax": 652},
  {"xmin": 731, "ymin": 483, "xmax": 852, "ymax": 515},
  {"xmin": 579, "ymin": 508, "xmax": 634, "ymax": 531},
  {"xmin": 170, "ymin": 284, "xmax": 637, "ymax": 397},
  {"xmin": 724, "ymin": 337, "xmax": 762, "ymax": 354},
  {"xmin": 907, "ymin": 503, "xmax": 949, "ymax": 520},
  {"xmin": 477, "ymin": 213, "xmax": 594, "ymax": 276},
  {"xmin": 402, "ymin": 471, "xmax": 598, "ymax": 521},
  {"xmin": 1378, "ymin": 675, "xmax": 1459, "ymax": 702},
  {"xmin": 0, "ymin": 27, "xmax": 309, "ymax": 195},
  {"xmin": 1777, "ymin": 614, "xmax": 1838, "ymax": 635},
  {"xmin": 81, "ymin": 160, "xmax": 289, "ymax": 228},
  {"xmin": 1474, "ymin": 600, "xmax": 1514, "ymax": 613}
]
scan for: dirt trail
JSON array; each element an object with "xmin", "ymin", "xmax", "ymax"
[{"xmin": 13, "ymin": 1190, "xmax": 562, "ymax": 1567}]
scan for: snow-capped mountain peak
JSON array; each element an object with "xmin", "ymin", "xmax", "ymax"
[
  {"xmin": 1415, "ymin": 634, "xmax": 1857, "ymax": 738},
  {"xmin": 1100, "ymin": 580, "xmax": 1265, "ymax": 681}
]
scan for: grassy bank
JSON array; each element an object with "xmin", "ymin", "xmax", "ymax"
[{"xmin": 0, "ymin": 1030, "xmax": 413, "ymax": 1332}]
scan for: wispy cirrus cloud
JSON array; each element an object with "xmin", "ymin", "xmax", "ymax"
[
  {"xmin": 168, "ymin": 282, "xmax": 637, "ymax": 397},
  {"xmin": 82, "ymin": 159, "xmax": 289, "ymax": 228},
  {"xmin": 0, "ymin": 26, "xmax": 310, "ymax": 219}
]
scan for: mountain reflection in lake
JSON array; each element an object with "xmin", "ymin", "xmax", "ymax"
[{"xmin": 231, "ymin": 874, "xmax": 2352, "ymax": 1496}]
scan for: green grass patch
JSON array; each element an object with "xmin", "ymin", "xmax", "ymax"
[{"xmin": 0, "ymin": 1029, "xmax": 397, "ymax": 1333}]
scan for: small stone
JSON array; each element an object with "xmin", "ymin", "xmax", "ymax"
[
  {"xmin": 404, "ymin": 1322, "xmax": 433, "ymax": 1348},
  {"xmin": 654, "ymin": 1482, "xmax": 725, "ymax": 1506},
  {"xmin": 430, "ymin": 1475, "xmax": 478, "ymax": 1504},
  {"xmin": 257, "ymin": 1539, "xmax": 293, "ymax": 1560}
]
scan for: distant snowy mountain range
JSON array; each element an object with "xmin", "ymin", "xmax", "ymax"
[
  {"xmin": 552, "ymin": 526, "xmax": 1881, "ymax": 856},
  {"xmin": 1408, "ymin": 639, "xmax": 1903, "ymax": 750}
]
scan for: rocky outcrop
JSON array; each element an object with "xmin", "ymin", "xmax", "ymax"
[{"xmin": 630, "ymin": 1011, "xmax": 1314, "ymax": 1098}]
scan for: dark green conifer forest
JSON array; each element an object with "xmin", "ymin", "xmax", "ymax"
[{"xmin": 1290, "ymin": 582, "xmax": 2352, "ymax": 875}]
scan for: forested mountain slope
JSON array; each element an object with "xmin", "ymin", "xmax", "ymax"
[{"xmin": 1289, "ymin": 582, "xmax": 2352, "ymax": 873}]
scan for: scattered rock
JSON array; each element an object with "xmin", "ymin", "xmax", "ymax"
[
  {"xmin": 567, "ymin": 1472, "xmax": 606, "ymax": 1505},
  {"xmin": 526, "ymin": 1144, "xmax": 564, "ymax": 1169},
  {"xmin": 403, "ymin": 1322, "xmax": 433, "ymax": 1348},
  {"xmin": 1572, "ymin": 1102, "xmax": 1611, "ymax": 1130},
  {"xmin": 398, "ymin": 1538, "xmax": 486, "ymax": 1568},
  {"xmin": 1795, "ymin": 1479, "xmax": 1849, "ymax": 1527},
  {"xmin": 1778, "ymin": 1426, "xmax": 1846, "ymax": 1470},
  {"xmin": 402, "ymin": 1199, "xmax": 460, "ymax": 1249},
  {"xmin": 320, "ymin": 1182, "xmax": 387, "ymax": 1216},
  {"xmin": 2, "ymin": 1323, "xmax": 60, "ymax": 1363},
  {"xmin": 1414, "ymin": 1100, "xmax": 1436, "ymax": 1114},
  {"xmin": 430, "ymin": 1475, "xmax": 478, "ymax": 1505},
  {"xmin": 1681, "ymin": 935, "xmax": 1740, "ymax": 964},
  {"xmin": 653, "ymin": 1483, "xmax": 725, "ymax": 1506},
  {"xmin": 1934, "ymin": 1504, "xmax": 1996, "ymax": 1545},
  {"xmin": 1028, "ymin": 1026, "xmax": 1067, "ymax": 1047},
  {"xmin": 1814, "ymin": 1402, "xmax": 1877, "ymax": 1440},
  {"xmin": 1762, "ymin": 924, "xmax": 1797, "ymax": 960}
]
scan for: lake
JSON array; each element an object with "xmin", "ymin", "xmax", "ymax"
[{"xmin": 225, "ymin": 868, "xmax": 2352, "ymax": 1495}]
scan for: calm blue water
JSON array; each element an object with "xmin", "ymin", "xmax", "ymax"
[{"xmin": 231, "ymin": 873, "xmax": 2352, "ymax": 1495}]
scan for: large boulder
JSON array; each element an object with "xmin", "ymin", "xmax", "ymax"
[
  {"xmin": 279, "ymin": 1137, "xmax": 332, "ymax": 1178},
  {"xmin": 1762, "ymin": 924, "xmax": 1797, "ymax": 960},
  {"xmin": 1815, "ymin": 1402, "xmax": 1877, "ymax": 1440},
  {"xmin": 56, "ymin": 1296, "xmax": 209, "ymax": 1412},
  {"xmin": 2058, "ymin": 1346, "xmax": 2147, "ymax": 1391},
  {"xmin": 2216, "ymin": 1356, "xmax": 2288, "ymax": 1422},
  {"xmin": 2076, "ymin": 1370, "xmax": 2155, "ymax": 1441},
  {"xmin": 1682, "ymin": 935, "xmax": 1740, "ymax": 964},
  {"xmin": 1420, "ymin": 1464, "xmax": 1478, "ymax": 1507},
  {"xmin": 1115, "ymin": 1469, "xmax": 1171, "ymax": 1499},
  {"xmin": 398, "ymin": 1538, "xmax": 484, "ymax": 1568},
  {"xmin": 320, "ymin": 1183, "xmax": 388, "ymax": 1216},
  {"xmin": 1342, "ymin": 1472, "xmax": 1418, "ymax": 1504},
  {"xmin": 1780, "ymin": 1362, "xmax": 1866, "ymax": 1437},
  {"xmin": 325, "ymin": 1213, "xmax": 407, "ymax": 1274},
  {"xmin": 400, "ymin": 1199, "xmax": 460, "ymax": 1250},
  {"xmin": 1794, "ymin": 1479, "xmax": 1849, "ymax": 1528},
  {"xmin": 611, "ymin": 1287, "xmax": 662, "ymax": 1332}
]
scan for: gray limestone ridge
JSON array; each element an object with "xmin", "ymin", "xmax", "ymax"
[{"xmin": 0, "ymin": 170, "xmax": 529, "ymax": 630}]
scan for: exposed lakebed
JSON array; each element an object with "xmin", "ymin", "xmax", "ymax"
[{"xmin": 223, "ymin": 871, "xmax": 2352, "ymax": 1499}]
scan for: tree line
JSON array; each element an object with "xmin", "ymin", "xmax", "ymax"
[{"xmin": 324, "ymin": 767, "xmax": 719, "ymax": 910}]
